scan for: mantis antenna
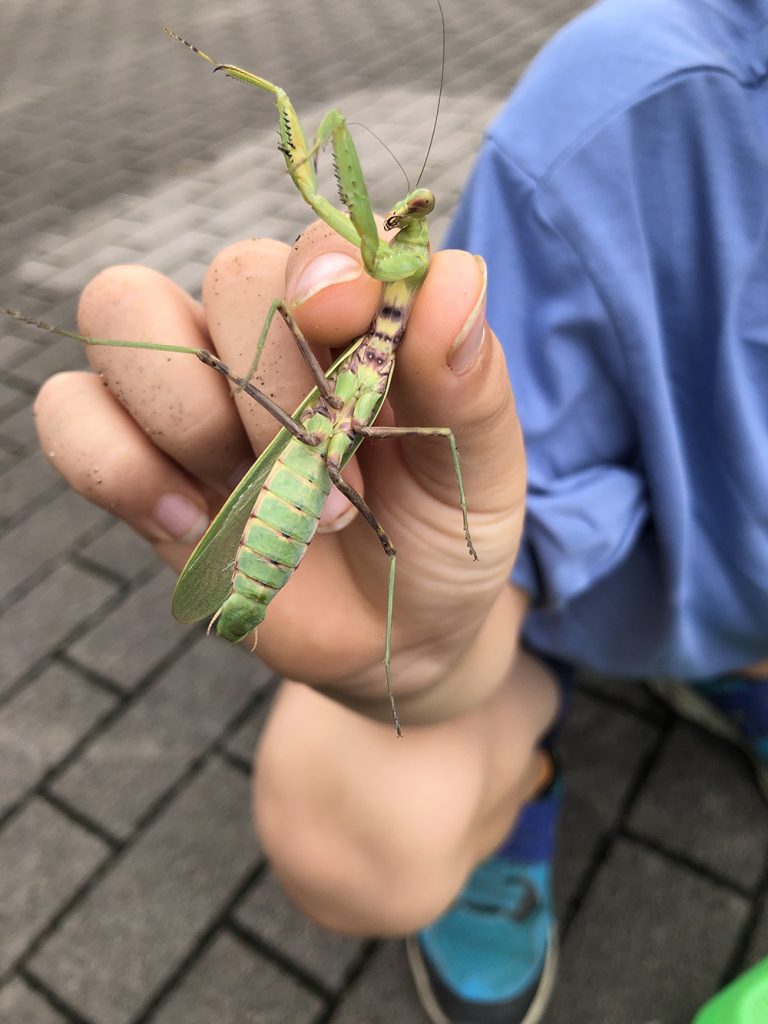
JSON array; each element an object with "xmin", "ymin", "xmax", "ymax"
[{"xmin": 415, "ymin": 0, "xmax": 446, "ymax": 188}]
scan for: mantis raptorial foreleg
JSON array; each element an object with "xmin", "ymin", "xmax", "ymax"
[{"xmin": 162, "ymin": 28, "xmax": 427, "ymax": 284}]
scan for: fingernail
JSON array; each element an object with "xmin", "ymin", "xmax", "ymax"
[
  {"xmin": 153, "ymin": 494, "xmax": 209, "ymax": 542},
  {"xmin": 287, "ymin": 252, "xmax": 362, "ymax": 308},
  {"xmin": 447, "ymin": 255, "xmax": 487, "ymax": 374},
  {"xmin": 318, "ymin": 485, "xmax": 356, "ymax": 532}
]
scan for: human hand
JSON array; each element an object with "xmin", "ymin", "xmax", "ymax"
[{"xmin": 34, "ymin": 224, "xmax": 527, "ymax": 724}]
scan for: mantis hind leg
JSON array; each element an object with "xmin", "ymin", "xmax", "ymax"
[
  {"xmin": 354, "ymin": 424, "xmax": 477, "ymax": 560},
  {"xmin": 163, "ymin": 28, "xmax": 367, "ymax": 251},
  {"xmin": 326, "ymin": 463, "xmax": 401, "ymax": 738},
  {"xmin": 4, "ymin": 310, "xmax": 320, "ymax": 447},
  {"xmin": 241, "ymin": 298, "xmax": 342, "ymax": 410}
]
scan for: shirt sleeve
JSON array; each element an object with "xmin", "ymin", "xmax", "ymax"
[{"xmin": 444, "ymin": 137, "xmax": 648, "ymax": 609}]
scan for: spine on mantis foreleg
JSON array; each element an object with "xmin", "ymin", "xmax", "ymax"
[{"xmin": 217, "ymin": 428, "xmax": 332, "ymax": 643}]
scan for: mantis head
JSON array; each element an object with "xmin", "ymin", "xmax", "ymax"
[{"xmin": 384, "ymin": 189, "xmax": 436, "ymax": 231}]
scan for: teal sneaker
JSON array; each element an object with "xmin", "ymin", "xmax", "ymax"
[
  {"xmin": 648, "ymin": 675, "xmax": 768, "ymax": 800},
  {"xmin": 406, "ymin": 777, "xmax": 560, "ymax": 1024}
]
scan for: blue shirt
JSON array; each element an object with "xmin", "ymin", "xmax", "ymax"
[{"xmin": 445, "ymin": 0, "xmax": 768, "ymax": 678}]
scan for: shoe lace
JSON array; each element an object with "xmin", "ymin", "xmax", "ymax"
[{"xmin": 459, "ymin": 870, "xmax": 540, "ymax": 924}]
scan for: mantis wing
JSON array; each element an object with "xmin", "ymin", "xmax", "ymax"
[{"xmin": 172, "ymin": 336, "xmax": 393, "ymax": 623}]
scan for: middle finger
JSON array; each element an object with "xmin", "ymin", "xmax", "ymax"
[{"xmin": 202, "ymin": 237, "xmax": 321, "ymax": 459}]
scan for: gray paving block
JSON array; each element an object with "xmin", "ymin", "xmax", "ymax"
[
  {"xmin": 746, "ymin": 896, "xmax": 768, "ymax": 969},
  {"xmin": 30, "ymin": 758, "xmax": 259, "ymax": 1024},
  {"xmin": 0, "ymin": 977, "xmax": 66, "ymax": 1023},
  {"xmin": 0, "ymin": 449, "xmax": 60, "ymax": 523},
  {"xmin": 578, "ymin": 670, "xmax": 666, "ymax": 717},
  {"xmin": 66, "ymin": 568, "xmax": 188, "ymax": 690},
  {"xmin": 174, "ymin": 260, "xmax": 212, "ymax": 297},
  {"xmin": 330, "ymin": 941, "xmax": 427, "ymax": 1023},
  {"xmin": 0, "ymin": 488, "xmax": 108, "ymax": 604},
  {"xmin": 78, "ymin": 519, "xmax": 160, "ymax": 580},
  {"xmin": 0, "ymin": 333, "xmax": 42, "ymax": 372},
  {"xmin": 225, "ymin": 693, "xmax": 274, "ymax": 766},
  {"xmin": 152, "ymin": 931, "xmax": 324, "ymax": 1024},
  {"xmin": 552, "ymin": 689, "xmax": 660, "ymax": 913},
  {"xmin": 8, "ymin": 339, "xmax": 88, "ymax": 388},
  {"xmin": 0, "ymin": 662, "xmax": 115, "ymax": 817},
  {"xmin": 0, "ymin": 445, "xmax": 18, "ymax": 477},
  {"xmin": 0, "ymin": 562, "xmax": 117, "ymax": 697},
  {"xmin": 235, "ymin": 870, "xmax": 365, "ymax": 991},
  {"xmin": 0, "ymin": 404, "xmax": 36, "ymax": 453},
  {"xmin": 0, "ymin": 799, "xmax": 108, "ymax": 976},
  {"xmin": 541, "ymin": 839, "xmax": 749, "ymax": 1024},
  {"xmin": 52, "ymin": 634, "xmax": 271, "ymax": 837},
  {"xmin": 628, "ymin": 720, "xmax": 768, "ymax": 888},
  {"xmin": 0, "ymin": 378, "xmax": 27, "ymax": 418}
]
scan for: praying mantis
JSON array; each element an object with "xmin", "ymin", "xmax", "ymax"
[{"xmin": 5, "ymin": 18, "xmax": 476, "ymax": 735}]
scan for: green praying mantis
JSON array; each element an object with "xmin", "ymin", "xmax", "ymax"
[{"xmin": 5, "ymin": 19, "xmax": 477, "ymax": 735}]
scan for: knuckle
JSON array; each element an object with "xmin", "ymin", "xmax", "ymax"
[
  {"xmin": 78, "ymin": 264, "xmax": 167, "ymax": 334},
  {"xmin": 205, "ymin": 237, "xmax": 289, "ymax": 289}
]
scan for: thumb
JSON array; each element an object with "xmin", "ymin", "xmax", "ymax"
[{"xmin": 390, "ymin": 249, "xmax": 526, "ymax": 524}]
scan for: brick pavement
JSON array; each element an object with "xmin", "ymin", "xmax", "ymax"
[{"xmin": 1, "ymin": 1, "xmax": 767, "ymax": 1022}]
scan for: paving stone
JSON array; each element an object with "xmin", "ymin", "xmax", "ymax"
[
  {"xmin": 0, "ymin": 333, "xmax": 42, "ymax": 372},
  {"xmin": 174, "ymin": 259, "xmax": 212, "ymax": 297},
  {"xmin": 541, "ymin": 839, "xmax": 750, "ymax": 1024},
  {"xmin": 225, "ymin": 690, "xmax": 275, "ymax": 766},
  {"xmin": 78, "ymin": 518, "xmax": 159, "ymax": 580},
  {"xmin": 0, "ymin": 799, "xmax": 108, "ymax": 975},
  {"xmin": 152, "ymin": 931, "xmax": 324, "ymax": 1024},
  {"xmin": 0, "ymin": 377, "xmax": 27, "ymax": 417},
  {"xmin": 0, "ymin": 662, "xmax": 115, "ymax": 817},
  {"xmin": 330, "ymin": 941, "xmax": 427, "ymax": 1023},
  {"xmin": 0, "ymin": 403, "xmax": 37, "ymax": 453},
  {"xmin": 746, "ymin": 896, "xmax": 768, "ymax": 967},
  {"xmin": 45, "ymin": 249, "xmax": 140, "ymax": 295},
  {"xmin": 628, "ymin": 720, "xmax": 768, "ymax": 888},
  {"xmin": 0, "ymin": 488, "xmax": 108, "ymax": 604},
  {"xmin": 66, "ymin": 568, "xmax": 188, "ymax": 690},
  {"xmin": 30, "ymin": 758, "xmax": 259, "ymax": 1024},
  {"xmin": 52, "ymin": 635, "xmax": 271, "ymax": 837},
  {"xmin": 0, "ymin": 443, "xmax": 18, "ymax": 476},
  {"xmin": 578, "ymin": 670, "xmax": 667, "ymax": 718},
  {"xmin": 0, "ymin": 977, "xmax": 66, "ymax": 1023},
  {"xmin": 235, "ymin": 870, "xmax": 365, "ymax": 991},
  {"xmin": 8, "ymin": 339, "xmax": 88, "ymax": 388},
  {"xmin": 551, "ymin": 688, "xmax": 660, "ymax": 914},
  {"xmin": 0, "ymin": 449, "xmax": 60, "ymax": 523},
  {"xmin": 0, "ymin": 562, "xmax": 117, "ymax": 697}
]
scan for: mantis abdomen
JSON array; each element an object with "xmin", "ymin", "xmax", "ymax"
[{"xmin": 219, "ymin": 427, "xmax": 333, "ymax": 642}]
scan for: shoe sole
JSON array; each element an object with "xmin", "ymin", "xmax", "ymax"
[
  {"xmin": 405, "ymin": 926, "xmax": 559, "ymax": 1024},
  {"xmin": 646, "ymin": 678, "xmax": 768, "ymax": 803}
]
